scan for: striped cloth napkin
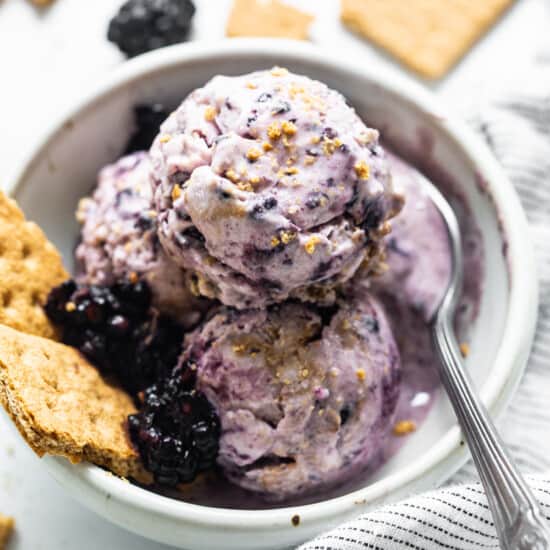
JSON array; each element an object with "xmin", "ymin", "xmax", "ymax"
[{"xmin": 299, "ymin": 65, "xmax": 550, "ymax": 549}]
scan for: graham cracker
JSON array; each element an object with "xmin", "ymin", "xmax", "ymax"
[
  {"xmin": 0, "ymin": 191, "xmax": 68, "ymax": 340},
  {"xmin": 0, "ymin": 324, "xmax": 151, "ymax": 484},
  {"xmin": 0, "ymin": 514, "xmax": 14, "ymax": 550},
  {"xmin": 227, "ymin": 0, "xmax": 313, "ymax": 40},
  {"xmin": 341, "ymin": 0, "xmax": 514, "ymax": 79}
]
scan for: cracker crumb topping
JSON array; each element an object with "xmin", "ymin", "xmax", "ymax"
[
  {"xmin": 171, "ymin": 184, "xmax": 182, "ymax": 201},
  {"xmin": 246, "ymin": 147, "xmax": 262, "ymax": 162},
  {"xmin": 271, "ymin": 67, "xmax": 289, "ymax": 77},
  {"xmin": 204, "ymin": 106, "xmax": 217, "ymax": 122},
  {"xmin": 304, "ymin": 236, "xmax": 322, "ymax": 255},
  {"xmin": 393, "ymin": 420, "xmax": 417, "ymax": 436},
  {"xmin": 281, "ymin": 120, "xmax": 297, "ymax": 136},
  {"xmin": 354, "ymin": 161, "xmax": 370, "ymax": 180},
  {"xmin": 267, "ymin": 122, "xmax": 282, "ymax": 140}
]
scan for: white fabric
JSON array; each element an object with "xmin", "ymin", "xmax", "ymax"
[{"xmin": 299, "ymin": 64, "xmax": 550, "ymax": 550}]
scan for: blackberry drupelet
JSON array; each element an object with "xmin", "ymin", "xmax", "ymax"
[
  {"xmin": 45, "ymin": 279, "xmax": 183, "ymax": 395},
  {"xmin": 108, "ymin": 0, "xmax": 196, "ymax": 58},
  {"xmin": 128, "ymin": 365, "xmax": 220, "ymax": 486},
  {"xmin": 125, "ymin": 103, "xmax": 169, "ymax": 154}
]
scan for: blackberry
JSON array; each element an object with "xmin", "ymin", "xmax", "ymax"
[
  {"xmin": 128, "ymin": 365, "xmax": 220, "ymax": 486},
  {"xmin": 45, "ymin": 279, "xmax": 183, "ymax": 395},
  {"xmin": 125, "ymin": 103, "xmax": 169, "ymax": 154},
  {"xmin": 108, "ymin": 0, "xmax": 196, "ymax": 58}
]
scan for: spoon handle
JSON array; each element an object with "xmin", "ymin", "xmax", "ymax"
[{"xmin": 433, "ymin": 316, "xmax": 550, "ymax": 550}]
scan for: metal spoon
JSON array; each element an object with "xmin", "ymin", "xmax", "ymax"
[{"xmin": 419, "ymin": 174, "xmax": 550, "ymax": 550}]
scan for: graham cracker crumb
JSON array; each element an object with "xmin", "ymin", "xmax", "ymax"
[
  {"xmin": 204, "ymin": 106, "xmax": 217, "ymax": 122},
  {"xmin": 304, "ymin": 236, "xmax": 322, "ymax": 255},
  {"xmin": 281, "ymin": 121, "xmax": 297, "ymax": 136},
  {"xmin": 341, "ymin": 0, "xmax": 513, "ymax": 79},
  {"xmin": 460, "ymin": 342, "xmax": 470, "ymax": 357},
  {"xmin": 171, "ymin": 184, "xmax": 182, "ymax": 201},
  {"xmin": 354, "ymin": 161, "xmax": 370, "ymax": 180},
  {"xmin": 227, "ymin": 0, "xmax": 313, "ymax": 40},
  {"xmin": 267, "ymin": 122, "xmax": 282, "ymax": 141},
  {"xmin": 246, "ymin": 147, "xmax": 262, "ymax": 162},
  {"xmin": 393, "ymin": 419, "xmax": 417, "ymax": 436}
]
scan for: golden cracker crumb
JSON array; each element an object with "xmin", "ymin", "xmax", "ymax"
[
  {"xmin": 232, "ymin": 344, "xmax": 247, "ymax": 354},
  {"xmin": 354, "ymin": 160, "xmax": 370, "ymax": 180},
  {"xmin": 65, "ymin": 302, "xmax": 76, "ymax": 313},
  {"xmin": 288, "ymin": 205, "xmax": 299, "ymax": 215},
  {"xmin": 280, "ymin": 230, "xmax": 296, "ymax": 245},
  {"xmin": 171, "ymin": 184, "xmax": 182, "ymax": 201},
  {"xmin": 159, "ymin": 134, "xmax": 172, "ymax": 144},
  {"xmin": 226, "ymin": 169, "xmax": 240, "ymax": 183},
  {"xmin": 281, "ymin": 120, "xmax": 297, "ymax": 136},
  {"xmin": 246, "ymin": 82, "xmax": 258, "ymax": 89},
  {"xmin": 304, "ymin": 236, "xmax": 322, "ymax": 255},
  {"xmin": 246, "ymin": 147, "xmax": 262, "ymax": 162},
  {"xmin": 393, "ymin": 420, "xmax": 417, "ymax": 436},
  {"xmin": 204, "ymin": 106, "xmax": 217, "ymax": 122},
  {"xmin": 271, "ymin": 67, "xmax": 289, "ymax": 77},
  {"xmin": 267, "ymin": 122, "xmax": 282, "ymax": 140},
  {"xmin": 262, "ymin": 141, "xmax": 274, "ymax": 152},
  {"xmin": 237, "ymin": 181, "xmax": 254, "ymax": 192},
  {"xmin": 356, "ymin": 368, "xmax": 366, "ymax": 381},
  {"xmin": 271, "ymin": 236, "xmax": 281, "ymax": 247},
  {"xmin": 460, "ymin": 342, "xmax": 470, "ymax": 357},
  {"xmin": 285, "ymin": 167, "xmax": 299, "ymax": 175}
]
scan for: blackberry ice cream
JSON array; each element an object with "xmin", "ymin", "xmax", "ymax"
[
  {"xmin": 372, "ymin": 154, "xmax": 452, "ymax": 321},
  {"xmin": 182, "ymin": 288, "xmax": 401, "ymax": 500},
  {"xmin": 150, "ymin": 68, "xmax": 403, "ymax": 308},
  {"xmin": 75, "ymin": 152, "xmax": 204, "ymax": 327}
]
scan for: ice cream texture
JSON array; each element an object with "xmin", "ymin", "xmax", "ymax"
[
  {"xmin": 75, "ymin": 152, "xmax": 205, "ymax": 327},
  {"xmin": 183, "ymin": 288, "xmax": 401, "ymax": 499},
  {"xmin": 150, "ymin": 68, "xmax": 403, "ymax": 308}
]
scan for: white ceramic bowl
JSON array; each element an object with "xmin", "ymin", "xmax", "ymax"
[{"xmin": 7, "ymin": 40, "xmax": 537, "ymax": 549}]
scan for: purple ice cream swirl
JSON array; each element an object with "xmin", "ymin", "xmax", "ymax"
[
  {"xmin": 75, "ymin": 152, "xmax": 206, "ymax": 328},
  {"xmin": 181, "ymin": 286, "xmax": 401, "ymax": 500},
  {"xmin": 150, "ymin": 68, "xmax": 403, "ymax": 309}
]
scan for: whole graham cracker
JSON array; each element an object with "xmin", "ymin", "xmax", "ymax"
[
  {"xmin": 0, "ymin": 191, "xmax": 68, "ymax": 339},
  {"xmin": 0, "ymin": 514, "xmax": 14, "ymax": 550},
  {"xmin": 0, "ymin": 324, "xmax": 151, "ymax": 484},
  {"xmin": 341, "ymin": 0, "xmax": 514, "ymax": 79},
  {"xmin": 227, "ymin": 0, "xmax": 314, "ymax": 40}
]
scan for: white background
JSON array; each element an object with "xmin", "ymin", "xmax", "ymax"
[{"xmin": 0, "ymin": 0, "xmax": 549, "ymax": 548}]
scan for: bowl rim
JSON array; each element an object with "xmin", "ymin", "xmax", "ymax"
[{"xmin": 7, "ymin": 39, "xmax": 538, "ymax": 531}]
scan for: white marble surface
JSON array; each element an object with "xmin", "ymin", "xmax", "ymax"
[{"xmin": 0, "ymin": 0, "xmax": 549, "ymax": 548}]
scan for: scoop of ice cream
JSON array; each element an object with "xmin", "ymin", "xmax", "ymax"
[
  {"xmin": 150, "ymin": 68, "xmax": 402, "ymax": 308},
  {"xmin": 372, "ymin": 154, "xmax": 452, "ymax": 321},
  {"xmin": 182, "ymin": 288, "xmax": 401, "ymax": 500},
  {"xmin": 75, "ymin": 152, "xmax": 206, "ymax": 327}
]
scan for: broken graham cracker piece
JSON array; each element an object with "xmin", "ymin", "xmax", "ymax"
[
  {"xmin": 227, "ymin": 0, "xmax": 313, "ymax": 40},
  {"xmin": 341, "ymin": 0, "xmax": 513, "ymax": 79},
  {"xmin": 0, "ymin": 191, "xmax": 68, "ymax": 340},
  {"xmin": 0, "ymin": 324, "xmax": 151, "ymax": 484},
  {"xmin": 0, "ymin": 514, "xmax": 14, "ymax": 550}
]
